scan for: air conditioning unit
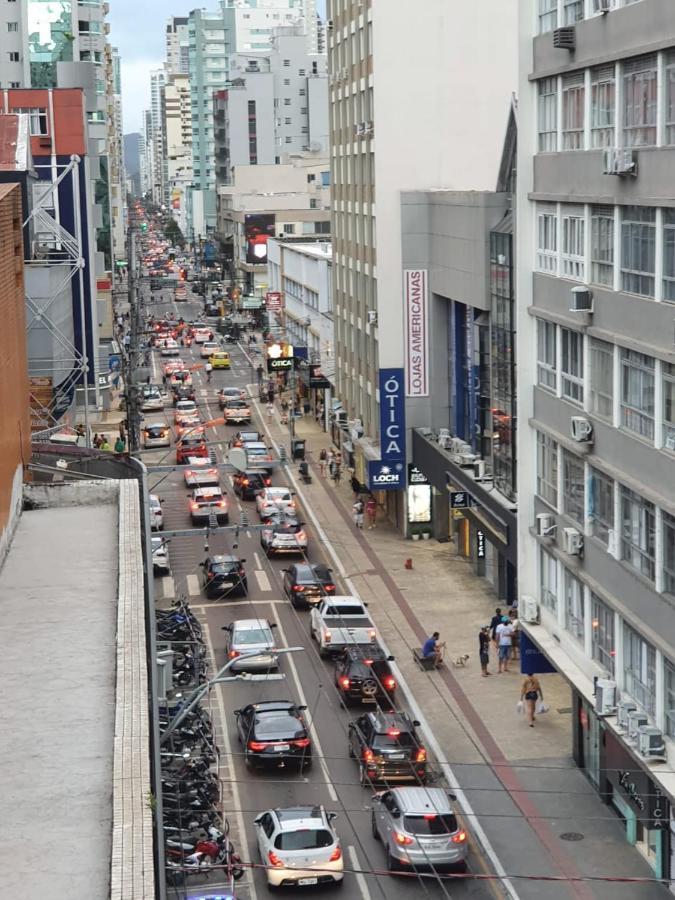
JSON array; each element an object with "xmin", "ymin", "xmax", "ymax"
[
  {"xmin": 553, "ymin": 26, "xmax": 576, "ymax": 49},
  {"xmin": 627, "ymin": 710, "xmax": 649, "ymax": 743},
  {"xmin": 595, "ymin": 679, "xmax": 617, "ymax": 716},
  {"xmin": 562, "ymin": 527, "xmax": 584, "ymax": 556},
  {"xmin": 336, "ymin": 411, "xmax": 348, "ymax": 425},
  {"xmin": 450, "ymin": 437, "xmax": 465, "ymax": 456},
  {"xmin": 367, "ymin": 310, "xmax": 378, "ymax": 325},
  {"xmin": 473, "ymin": 460, "xmax": 486, "ymax": 480},
  {"xmin": 592, "ymin": 0, "xmax": 612, "ymax": 12},
  {"xmin": 570, "ymin": 286, "xmax": 593, "ymax": 313},
  {"xmin": 664, "ymin": 433, "xmax": 675, "ymax": 452},
  {"xmin": 637, "ymin": 726, "xmax": 666, "ymax": 760},
  {"xmin": 459, "ymin": 451, "xmax": 477, "ymax": 467},
  {"xmin": 537, "ymin": 513, "xmax": 555, "ymax": 536},
  {"xmin": 521, "ymin": 595, "xmax": 540, "ymax": 624},
  {"xmin": 571, "ymin": 416, "xmax": 593, "ymax": 442},
  {"xmin": 603, "ymin": 147, "xmax": 636, "ymax": 176},
  {"xmin": 616, "ymin": 700, "xmax": 637, "ymax": 730}
]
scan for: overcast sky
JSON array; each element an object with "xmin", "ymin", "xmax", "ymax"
[{"xmin": 110, "ymin": 0, "xmax": 328, "ymax": 133}]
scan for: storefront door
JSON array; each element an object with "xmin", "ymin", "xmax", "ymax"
[{"xmin": 579, "ymin": 701, "xmax": 601, "ymax": 787}]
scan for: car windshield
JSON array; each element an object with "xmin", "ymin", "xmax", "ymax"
[
  {"xmin": 212, "ymin": 562, "xmax": 237, "ymax": 574},
  {"xmin": 326, "ymin": 605, "xmax": 366, "ymax": 616},
  {"xmin": 196, "ymin": 493, "xmax": 223, "ymax": 504},
  {"xmin": 275, "ymin": 829, "xmax": 333, "ymax": 851},
  {"xmin": 255, "ymin": 715, "xmax": 303, "ymax": 738},
  {"xmin": 267, "ymin": 491, "xmax": 291, "ymax": 501},
  {"xmin": 146, "ymin": 426, "xmax": 166, "ymax": 435},
  {"xmin": 236, "ymin": 628, "xmax": 272, "ymax": 645},
  {"xmin": 372, "ymin": 731, "xmax": 416, "ymax": 750},
  {"xmin": 403, "ymin": 814, "xmax": 458, "ymax": 836},
  {"xmin": 226, "ymin": 401, "xmax": 248, "ymax": 409}
]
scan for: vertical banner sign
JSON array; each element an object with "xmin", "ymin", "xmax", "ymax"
[
  {"xmin": 379, "ymin": 368, "xmax": 406, "ymax": 464},
  {"xmin": 404, "ymin": 270, "xmax": 429, "ymax": 397}
]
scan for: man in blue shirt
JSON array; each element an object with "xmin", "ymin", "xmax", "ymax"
[{"xmin": 422, "ymin": 631, "xmax": 445, "ymax": 667}]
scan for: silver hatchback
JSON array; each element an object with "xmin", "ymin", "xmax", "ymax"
[
  {"xmin": 371, "ymin": 786, "xmax": 467, "ymax": 872},
  {"xmin": 222, "ymin": 619, "xmax": 278, "ymax": 672}
]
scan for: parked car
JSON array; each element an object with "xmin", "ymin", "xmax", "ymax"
[
  {"xmin": 282, "ymin": 563, "xmax": 335, "ymax": 607},
  {"xmin": 334, "ymin": 644, "xmax": 397, "ymax": 706},
  {"xmin": 148, "ymin": 494, "xmax": 164, "ymax": 530},
  {"xmin": 200, "ymin": 555, "xmax": 247, "ymax": 598},
  {"xmin": 222, "ymin": 619, "xmax": 278, "ymax": 672},
  {"xmin": 151, "ymin": 537, "xmax": 170, "ymax": 575},
  {"xmin": 371, "ymin": 787, "xmax": 467, "ymax": 872},
  {"xmin": 232, "ymin": 469, "xmax": 271, "ymax": 500},
  {"xmin": 235, "ymin": 701, "xmax": 311, "ymax": 770},
  {"xmin": 348, "ymin": 711, "xmax": 427, "ymax": 785},
  {"xmin": 189, "ymin": 487, "xmax": 229, "ymax": 525}
]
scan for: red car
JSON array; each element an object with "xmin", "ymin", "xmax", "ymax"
[{"xmin": 176, "ymin": 434, "xmax": 209, "ymax": 464}]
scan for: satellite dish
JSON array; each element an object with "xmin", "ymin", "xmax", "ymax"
[{"xmin": 229, "ymin": 447, "xmax": 247, "ymax": 472}]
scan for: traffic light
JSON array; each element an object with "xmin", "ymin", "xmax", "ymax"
[{"xmin": 140, "ymin": 222, "xmax": 148, "ymax": 233}]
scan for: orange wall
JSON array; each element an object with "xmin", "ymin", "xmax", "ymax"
[
  {"xmin": 5, "ymin": 88, "xmax": 87, "ymax": 156},
  {"xmin": 0, "ymin": 183, "xmax": 30, "ymax": 536}
]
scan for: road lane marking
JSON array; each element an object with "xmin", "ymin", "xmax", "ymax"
[
  {"xmin": 271, "ymin": 617, "xmax": 338, "ymax": 803},
  {"xmin": 202, "ymin": 621, "xmax": 258, "ymax": 900},
  {"xmin": 186, "ymin": 573, "xmax": 200, "ymax": 596},
  {"xmin": 192, "ymin": 600, "xmax": 283, "ymax": 610},
  {"xmin": 161, "ymin": 576, "xmax": 175, "ymax": 599},
  {"xmin": 254, "ymin": 551, "xmax": 262, "ymax": 568},
  {"xmin": 254, "ymin": 570, "xmax": 272, "ymax": 592},
  {"xmin": 348, "ymin": 845, "xmax": 371, "ymax": 900}
]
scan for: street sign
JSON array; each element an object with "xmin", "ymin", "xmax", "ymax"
[
  {"xmin": 449, "ymin": 490, "xmax": 471, "ymax": 510},
  {"xmin": 476, "ymin": 529, "xmax": 486, "ymax": 558},
  {"xmin": 267, "ymin": 357, "xmax": 295, "ymax": 372}
]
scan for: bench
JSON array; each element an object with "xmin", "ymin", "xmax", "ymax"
[{"xmin": 413, "ymin": 647, "xmax": 439, "ymax": 671}]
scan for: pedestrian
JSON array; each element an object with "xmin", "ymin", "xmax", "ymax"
[
  {"xmin": 489, "ymin": 607, "xmax": 503, "ymax": 648},
  {"xmin": 479, "ymin": 626, "xmax": 491, "ymax": 677},
  {"xmin": 496, "ymin": 615, "xmax": 515, "ymax": 673},
  {"xmin": 366, "ymin": 495, "xmax": 377, "ymax": 529},
  {"xmin": 332, "ymin": 461, "xmax": 341, "ymax": 485},
  {"xmin": 267, "ymin": 387, "xmax": 275, "ymax": 404},
  {"xmin": 266, "ymin": 402, "xmax": 274, "ymax": 423},
  {"xmin": 520, "ymin": 674, "xmax": 543, "ymax": 727},
  {"xmin": 421, "ymin": 631, "xmax": 446, "ymax": 668},
  {"xmin": 353, "ymin": 497, "xmax": 365, "ymax": 529},
  {"xmin": 114, "ymin": 435, "xmax": 126, "ymax": 454},
  {"xmin": 256, "ymin": 364, "xmax": 263, "ymax": 385},
  {"xmin": 100, "ymin": 437, "xmax": 111, "ymax": 451},
  {"xmin": 350, "ymin": 472, "xmax": 360, "ymax": 499},
  {"xmin": 319, "ymin": 447, "xmax": 327, "ymax": 476},
  {"xmin": 75, "ymin": 423, "xmax": 85, "ymax": 443},
  {"xmin": 205, "ymin": 361, "xmax": 213, "ymax": 383},
  {"xmin": 93, "ymin": 432, "xmax": 103, "ymax": 449}
]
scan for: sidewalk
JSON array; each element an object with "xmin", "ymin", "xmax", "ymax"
[{"xmin": 259, "ymin": 403, "xmax": 669, "ymax": 900}]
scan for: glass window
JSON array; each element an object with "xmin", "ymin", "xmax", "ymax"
[
  {"xmin": 623, "ymin": 623, "xmax": 656, "ymax": 715},
  {"xmin": 562, "ymin": 0, "xmax": 583, "ymax": 23},
  {"xmin": 537, "ymin": 78, "xmax": 558, "ymax": 152},
  {"xmin": 564, "ymin": 569, "xmax": 584, "ymax": 643},
  {"xmin": 490, "ymin": 230, "xmax": 517, "ymax": 503},
  {"xmin": 663, "ymin": 209, "xmax": 675, "ymax": 303},
  {"xmin": 621, "ymin": 206, "xmax": 655, "ymax": 297},
  {"xmin": 540, "ymin": 547, "xmax": 558, "ymax": 613},
  {"xmin": 537, "ymin": 431, "xmax": 558, "ymax": 508},
  {"xmin": 589, "ymin": 339, "xmax": 614, "ymax": 419},
  {"xmin": 590, "ymin": 468, "xmax": 614, "ymax": 546},
  {"xmin": 591, "ymin": 594, "xmax": 615, "ymax": 676},
  {"xmin": 620, "ymin": 348, "xmax": 654, "ymax": 439},
  {"xmin": 663, "ymin": 511, "xmax": 675, "ymax": 595},
  {"xmin": 590, "ymin": 206, "xmax": 614, "ymax": 286},
  {"xmin": 666, "ymin": 51, "xmax": 675, "ymax": 146},
  {"xmin": 663, "ymin": 362, "xmax": 675, "ymax": 450},
  {"xmin": 537, "ymin": 319, "xmax": 557, "ymax": 391},
  {"xmin": 562, "ymin": 73, "xmax": 585, "ymax": 150},
  {"xmin": 665, "ymin": 659, "xmax": 675, "ymax": 738},
  {"xmin": 536, "ymin": 205, "xmax": 558, "ymax": 272},
  {"xmin": 620, "ymin": 485, "xmax": 655, "ymax": 581},
  {"xmin": 538, "ymin": 0, "xmax": 558, "ymax": 33},
  {"xmin": 622, "ymin": 55, "xmax": 657, "ymax": 148},
  {"xmin": 562, "ymin": 450, "xmax": 585, "ymax": 524},
  {"xmin": 561, "ymin": 212, "xmax": 585, "ymax": 280},
  {"xmin": 561, "ymin": 328, "xmax": 584, "ymax": 404},
  {"xmin": 591, "ymin": 65, "xmax": 616, "ymax": 148},
  {"xmin": 12, "ymin": 107, "xmax": 48, "ymax": 136}
]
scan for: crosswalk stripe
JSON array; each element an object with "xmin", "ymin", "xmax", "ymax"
[
  {"xmin": 161, "ymin": 576, "xmax": 175, "ymax": 598},
  {"xmin": 254, "ymin": 569, "xmax": 272, "ymax": 592},
  {"xmin": 186, "ymin": 573, "xmax": 201, "ymax": 596}
]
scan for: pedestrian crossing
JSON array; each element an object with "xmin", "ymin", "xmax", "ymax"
[{"xmin": 155, "ymin": 570, "xmax": 275, "ymax": 600}]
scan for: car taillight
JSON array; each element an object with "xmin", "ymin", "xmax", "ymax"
[
  {"xmin": 190, "ymin": 502, "xmax": 199, "ymax": 510},
  {"xmin": 268, "ymin": 850, "xmax": 284, "ymax": 868},
  {"xmin": 394, "ymin": 832, "xmax": 414, "ymax": 846},
  {"xmin": 324, "ymin": 630, "xmax": 331, "ymax": 644},
  {"xmin": 324, "ymin": 584, "xmax": 336, "ymax": 592},
  {"xmin": 242, "ymin": 478, "xmax": 249, "ymax": 486},
  {"xmin": 329, "ymin": 846, "xmax": 342, "ymax": 862},
  {"xmin": 363, "ymin": 748, "xmax": 374, "ymax": 763},
  {"xmin": 369, "ymin": 629, "xmax": 376, "ymax": 641},
  {"xmin": 185, "ymin": 471, "xmax": 193, "ymax": 478},
  {"xmin": 292, "ymin": 585, "xmax": 304, "ymax": 592},
  {"xmin": 248, "ymin": 740, "xmax": 267, "ymax": 751},
  {"xmin": 238, "ymin": 569, "xmax": 245, "ymax": 576},
  {"xmin": 387, "ymin": 729, "xmax": 401, "ymax": 737},
  {"xmin": 207, "ymin": 572, "xmax": 214, "ymax": 579},
  {"xmin": 264, "ymin": 478, "xmax": 271, "ymax": 485},
  {"xmin": 217, "ymin": 501, "xmax": 227, "ymax": 508},
  {"xmin": 383, "ymin": 676, "xmax": 397, "ymax": 691},
  {"xmin": 228, "ymin": 650, "xmax": 240, "ymax": 659},
  {"xmin": 293, "ymin": 737, "xmax": 311, "ymax": 748},
  {"xmin": 339, "ymin": 676, "xmax": 350, "ymax": 690},
  {"xmin": 289, "ymin": 501, "xmax": 296, "ymax": 509},
  {"xmin": 296, "ymin": 531, "xmax": 306, "ymax": 541},
  {"xmin": 416, "ymin": 747, "xmax": 427, "ymax": 762},
  {"xmin": 452, "ymin": 831, "xmax": 467, "ymax": 844}
]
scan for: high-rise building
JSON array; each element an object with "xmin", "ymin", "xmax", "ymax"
[
  {"xmin": 0, "ymin": 0, "xmax": 29, "ymax": 88},
  {"xmin": 107, "ymin": 46, "xmax": 126, "ymax": 265},
  {"xmin": 166, "ymin": 16, "xmax": 189, "ymax": 76},
  {"xmin": 516, "ymin": 0, "xmax": 675, "ymax": 879},
  {"xmin": 164, "ymin": 73, "xmax": 192, "ymax": 235},
  {"xmin": 149, "ymin": 68, "xmax": 167, "ymax": 205}
]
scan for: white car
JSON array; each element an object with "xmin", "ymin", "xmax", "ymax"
[
  {"xmin": 151, "ymin": 537, "xmax": 170, "ymax": 575},
  {"xmin": 149, "ymin": 494, "xmax": 164, "ymax": 530},
  {"xmin": 200, "ymin": 341, "xmax": 220, "ymax": 359},
  {"xmin": 256, "ymin": 487, "xmax": 296, "ymax": 519},
  {"xmin": 193, "ymin": 327, "xmax": 212, "ymax": 344},
  {"xmin": 183, "ymin": 457, "xmax": 220, "ymax": 488},
  {"xmin": 141, "ymin": 386, "xmax": 165, "ymax": 412},
  {"xmin": 160, "ymin": 338, "xmax": 180, "ymax": 357},
  {"xmin": 142, "ymin": 421, "xmax": 171, "ymax": 449},
  {"xmin": 254, "ymin": 806, "xmax": 344, "ymax": 889},
  {"xmin": 222, "ymin": 619, "xmax": 278, "ymax": 672}
]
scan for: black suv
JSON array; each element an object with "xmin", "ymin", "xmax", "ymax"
[
  {"xmin": 232, "ymin": 470, "xmax": 271, "ymax": 500},
  {"xmin": 200, "ymin": 555, "xmax": 247, "ymax": 598},
  {"xmin": 335, "ymin": 645, "xmax": 396, "ymax": 706},
  {"xmin": 348, "ymin": 711, "xmax": 427, "ymax": 786}
]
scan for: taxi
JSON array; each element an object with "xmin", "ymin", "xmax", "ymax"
[{"xmin": 210, "ymin": 351, "xmax": 231, "ymax": 370}]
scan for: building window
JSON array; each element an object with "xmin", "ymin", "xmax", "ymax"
[
  {"xmin": 563, "ymin": 0, "xmax": 583, "ymax": 23},
  {"xmin": 537, "ymin": 431, "xmax": 559, "ymax": 508},
  {"xmin": 591, "ymin": 594, "xmax": 615, "ymax": 676},
  {"xmin": 620, "ymin": 348, "xmax": 654, "ymax": 439},
  {"xmin": 623, "ymin": 623, "xmax": 656, "ymax": 715},
  {"xmin": 309, "ymin": 198, "xmax": 318, "ymax": 209},
  {"xmin": 564, "ymin": 569, "xmax": 585, "ymax": 643},
  {"xmin": 561, "ymin": 211, "xmax": 585, "ymax": 280},
  {"xmin": 537, "ymin": 319, "xmax": 557, "ymax": 391},
  {"xmin": 591, "ymin": 65, "xmax": 615, "ymax": 148},
  {"xmin": 561, "ymin": 328, "xmax": 584, "ymax": 404},
  {"xmin": 590, "ymin": 206, "xmax": 614, "ymax": 286},
  {"xmin": 283, "ymin": 59, "xmax": 290, "ymax": 66},
  {"xmin": 537, "ymin": 77, "xmax": 558, "ymax": 151},
  {"xmin": 562, "ymin": 73, "xmax": 584, "ymax": 150},
  {"xmin": 663, "ymin": 511, "xmax": 675, "ymax": 595},
  {"xmin": 536, "ymin": 205, "xmax": 558, "ymax": 272},
  {"xmin": 12, "ymin": 107, "xmax": 48, "ymax": 136},
  {"xmin": 283, "ymin": 224, "xmax": 295, "ymax": 234},
  {"xmin": 8, "ymin": 52, "xmax": 19, "ymax": 62},
  {"xmin": 620, "ymin": 485, "xmax": 655, "ymax": 581},
  {"xmin": 663, "ymin": 362, "xmax": 675, "ymax": 450},
  {"xmin": 283, "ymin": 78, "xmax": 290, "ymax": 85},
  {"xmin": 589, "ymin": 339, "xmax": 614, "ymax": 420},
  {"xmin": 7, "ymin": 22, "xmax": 18, "ymax": 32},
  {"xmin": 538, "ymin": 0, "xmax": 558, "ymax": 33},
  {"xmin": 590, "ymin": 468, "xmax": 614, "ymax": 546},
  {"xmin": 662, "ymin": 209, "xmax": 675, "ymax": 302},
  {"xmin": 284, "ymin": 117, "xmax": 291, "ymax": 124},
  {"xmin": 622, "ymin": 55, "xmax": 657, "ymax": 148},
  {"xmin": 665, "ymin": 660, "xmax": 675, "ymax": 738},
  {"xmin": 562, "ymin": 450, "xmax": 585, "ymax": 524},
  {"xmin": 540, "ymin": 547, "xmax": 558, "ymax": 613},
  {"xmin": 666, "ymin": 51, "xmax": 675, "ymax": 146},
  {"xmin": 284, "ymin": 98, "xmax": 291, "ymax": 106},
  {"xmin": 621, "ymin": 205, "xmax": 655, "ymax": 297}
]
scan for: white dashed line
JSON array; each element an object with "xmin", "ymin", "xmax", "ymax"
[
  {"xmin": 161, "ymin": 576, "xmax": 175, "ymax": 599},
  {"xmin": 254, "ymin": 570, "xmax": 272, "ymax": 592},
  {"xmin": 186, "ymin": 573, "xmax": 200, "ymax": 596}
]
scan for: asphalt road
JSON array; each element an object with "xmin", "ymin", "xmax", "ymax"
[{"xmin": 140, "ymin": 284, "xmax": 498, "ymax": 900}]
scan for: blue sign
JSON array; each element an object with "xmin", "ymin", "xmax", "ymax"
[
  {"xmin": 368, "ymin": 460, "xmax": 406, "ymax": 491},
  {"xmin": 379, "ymin": 368, "xmax": 406, "ymax": 464},
  {"xmin": 520, "ymin": 631, "xmax": 558, "ymax": 675}
]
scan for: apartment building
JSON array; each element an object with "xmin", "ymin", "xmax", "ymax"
[
  {"xmin": 517, "ymin": 0, "xmax": 675, "ymax": 880},
  {"xmin": 164, "ymin": 73, "xmax": 192, "ymax": 236},
  {"xmin": 149, "ymin": 68, "xmax": 167, "ymax": 206},
  {"xmin": 166, "ymin": 16, "xmax": 190, "ymax": 76},
  {"xmin": 0, "ymin": 0, "xmax": 29, "ymax": 88}
]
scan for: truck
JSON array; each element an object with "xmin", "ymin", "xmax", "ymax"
[{"xmin": 309, "ymin": 596, "xmax": 377, "ymax": 658}]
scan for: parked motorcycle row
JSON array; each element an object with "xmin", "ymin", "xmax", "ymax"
[{"xmin": 157, "ymin": 598, "xmax": 245, "ymax": 890}]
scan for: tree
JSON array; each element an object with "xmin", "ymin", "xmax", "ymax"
[{"xmin": 164, "ymin": 218, "xmax": 185, "ymax": 248}]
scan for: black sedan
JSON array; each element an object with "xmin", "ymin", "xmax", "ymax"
[
  {"xmin": 232, "ymin": 469, "xmax": 271, "ymax": 500},
  {"xmin": 200, "ymin": 555, "xmax": 248, "ymax": 598},
  {"xmin": 234, "ymin": 701, "xmax": 312, "ymax": 770},
  {"xmin": 282, "ymin": 563, "xmax": 335, "ymax": 607}
]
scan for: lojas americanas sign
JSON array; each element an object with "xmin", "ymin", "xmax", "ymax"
[{"xmin": 404, "ymin": 269, "xmax": 429, "ymax": 397}]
